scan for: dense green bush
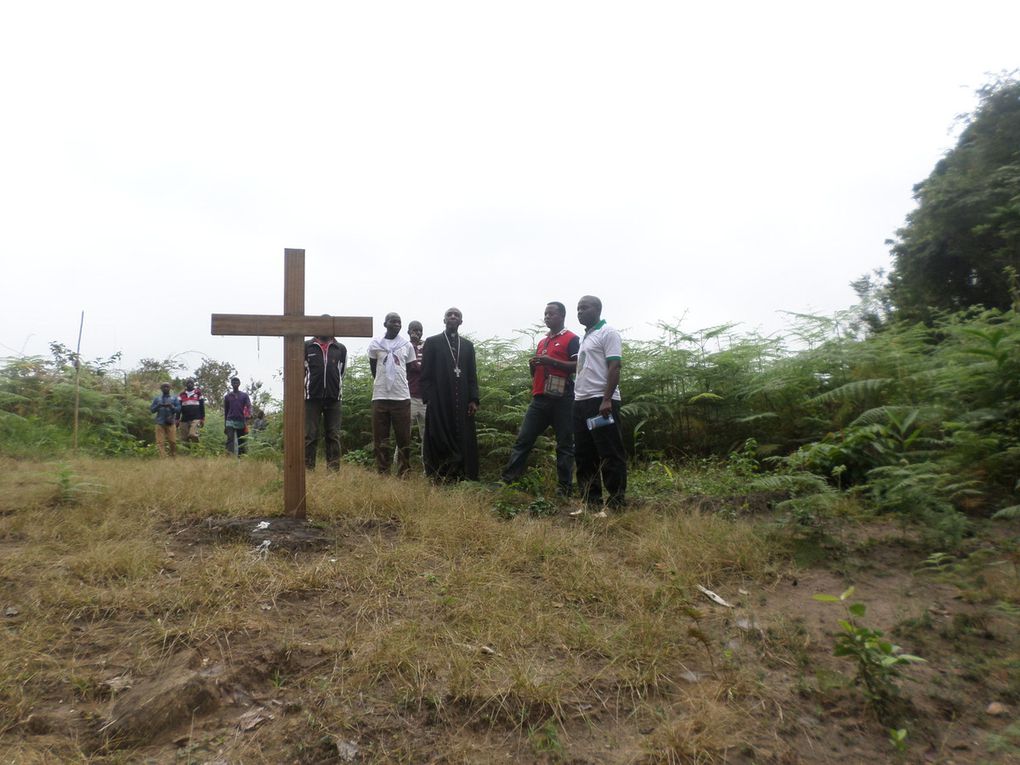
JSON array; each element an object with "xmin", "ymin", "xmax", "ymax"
[{"xmin": 4, "ymin": 305, "xmax": 1019, "ymax": 540}]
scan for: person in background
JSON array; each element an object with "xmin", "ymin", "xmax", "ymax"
[
  {"xmin": 177, "ymin": 378, "xmax": 205, "ymax": 444},
  {"xmin": 150, "ymin": 382, "xmax": 181, "ymax": 458},
  {"xmin": 251, "ymin": 409, "xmax": 267, "ymax": 433},
  {"xmin": 571, "ymin": 295, "xmax": 627, "ymax": 516},
  {"xmin": 406, "ymin": 320, "xmax": 427, "ymax": 441},
  {"xmin": 223, "ymin": 376, "xmax": 252, "ymax": 456},
  {"xmin": 304, "ymin": 328, "xmax": 347, "ymax": 470},
  {"xmin": 501, "ymin": 301, "xmax": 579, "ymax": 496},
  {"xmin": 368, "ymin": 312, "xmax": 416, "ymax": 476}
]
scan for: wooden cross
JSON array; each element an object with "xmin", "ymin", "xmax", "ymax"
[{"xmin": 211, "ymin": 249, "xmax": 373, "ymax": 519}]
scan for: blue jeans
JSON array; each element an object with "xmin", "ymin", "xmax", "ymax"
[
  {"xmin": 501, "ymin": 394, "xmax": 574, "ymax": 494},
  {"xmin": 225, "ymin": 422, "xmax": 247, "ymax": 456}
]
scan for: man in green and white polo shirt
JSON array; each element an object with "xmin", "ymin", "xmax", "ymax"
[{"xmin": 572, "ymin": 295, "xmax": 627, "ymax": 514}]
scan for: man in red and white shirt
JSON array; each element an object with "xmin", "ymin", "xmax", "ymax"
[
  {"xmin": 501, "ymin": 301, "xmax": 580, "ymax": 496},
  {"xmin": 177, "ymin": 378, "xmax": 205, "ymax": 443}
]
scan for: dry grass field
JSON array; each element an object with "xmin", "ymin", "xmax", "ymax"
[{"xmin": 1, "ymin": 456, "xmax": 1018, "ymax": 763}]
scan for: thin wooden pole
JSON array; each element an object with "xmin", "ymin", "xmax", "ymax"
[{"xmin": 72, "ymin": 311, "xmax": 84, "ymax": 453}]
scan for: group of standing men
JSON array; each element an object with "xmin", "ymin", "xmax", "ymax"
[
  {"xmin": 302, "ymin": 308, "xmax": 478, "ymax": 482},
  {"xmin": 501, "ymin": 296, "xmax": 627, "ymax": 514},
  {"xmin": 302, "ymin": 295, "xmax": 626, "ymax": 513},
  {"xmin": 149, "ymin": 377, "xmax": 209, "ymax": 458},
  {"xmin": 151, "ymin": 295, "xmax": 627, "ymax": 512},
  {"xmin": 150, "ymin": 377, "xmax": 255, "ymax": 458}
]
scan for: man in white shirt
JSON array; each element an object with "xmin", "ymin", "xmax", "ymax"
[
  {"xmin": 572, "ymin": 295, "xmax": 627, "ymax": 514},
  {"xmin": 368, "ymin": 312, "xmax": 417, "ymax": 476}
]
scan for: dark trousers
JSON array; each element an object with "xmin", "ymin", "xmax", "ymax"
[
  {"xmin": 572, "ymin": 398, "xmax": 627, "ymax": 509},
  {"xmin": 373, "ymin": 399, "xmax": 412, "ymax": 476},
  {"xmin": 225, "ymin": 425, "xmax": 247, "ymax": 456},
  {"xmin": 502, "ymin": 394, "xmax": 574, "ymax": 493},
  {"xmin": 306, "ymin": 398, "xmax": 342, "ymax": 470}
]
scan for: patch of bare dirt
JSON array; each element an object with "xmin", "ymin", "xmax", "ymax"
[
  {"xmin": 736, "ymin": 525, "xmax": 1020, "ymax": 764},
  {"xmin": 169, "ymin": 516, "xmax": 336, "ymax": 552}
]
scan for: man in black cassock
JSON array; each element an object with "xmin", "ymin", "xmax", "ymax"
[{"xmin": 421, "ymin": 307, "xmax": 480, "ymax": 481}]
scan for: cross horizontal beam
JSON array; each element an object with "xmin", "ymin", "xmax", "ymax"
[{"xmin": 211, "ymin": 314, "xmax": 374, "ymax": 338}]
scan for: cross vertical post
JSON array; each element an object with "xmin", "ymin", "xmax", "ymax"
[{"xmin": 283, "ymin": 249, "xmax": 307, "ymax": 518}]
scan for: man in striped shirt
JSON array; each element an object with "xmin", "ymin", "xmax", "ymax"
[{"xmin": 177, "ymin": 378, "xmax": 205, "ymax": 443}]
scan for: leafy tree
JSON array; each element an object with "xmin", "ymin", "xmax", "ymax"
[
  {"xmin": 192, "ymin": 357, "xmax": 236, "ymax": 409},
  {"xmin": 130, "ymin": 357, "xmax": 186, "ymax": 392},
  {"xmin": 245, "ymin": 376, "xmax": 275, "ymax": 415},
  {"xmin": 888, "ymin": 75, "xmax": 1020, "ymax": 320},
  {"xmin": 848, "ymin": 269, "xmax": 894, "ymax": 333},
  {"xmin": 48, "ymin": 342, "xmax": 121, "ymax": 375}
]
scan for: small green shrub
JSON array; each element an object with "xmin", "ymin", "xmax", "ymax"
[
  {"xmin": 342, "ymin": 448, "xmax": 372, "ymax": 467},
  {"xmin": 51, "ymin": 464, "xmax": 101, "ymax": 507},
  {"xmin": 813, "ymin": 587, "xmax": 926, "ymax": 715}
]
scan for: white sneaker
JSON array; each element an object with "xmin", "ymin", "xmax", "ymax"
[
  {"xmin": 567, "ymin": 508, "xmax": 585, "ymax": 517},
  {"xmin": 593, "ymin": 510, "xmax": 608, "ymax": 519}
]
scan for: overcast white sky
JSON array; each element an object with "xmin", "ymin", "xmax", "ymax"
[{"xmin": 1, "ymin": 1, "xmax": 1017, "ymax": 400}]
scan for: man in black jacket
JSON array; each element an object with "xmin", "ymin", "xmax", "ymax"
[{"xmin": 304, "ymin": 331, "xmax": 348, "ymax": 470}]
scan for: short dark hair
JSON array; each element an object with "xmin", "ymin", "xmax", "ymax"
[
  {"xmin": 230, "ymin": 376, "xmax": 240, "ymax": 384},
  {"xmin": 547, "ymin": 301, "xmax": 567, "ymax": 317}
]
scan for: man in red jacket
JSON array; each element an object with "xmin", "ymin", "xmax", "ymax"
[{"xmin": 501, "ymin": 302, "xmax": 580, "ymax": 496}]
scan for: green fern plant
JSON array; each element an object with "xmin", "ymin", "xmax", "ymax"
[
  {"xmin": 51, "ymin": 463, "xmax": 101, "ymax": 506},
  {"xmin": 866, "ymin": 462, "xmax": 971, "ymax": 549},
  {"xmin": 992, "ymin": 504, "xmax": 1020, "ymax": 520}
]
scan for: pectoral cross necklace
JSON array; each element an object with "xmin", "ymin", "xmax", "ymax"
[{"xmin": 446, "ymin": 333, "xmax": 461, "ymax": 378}]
